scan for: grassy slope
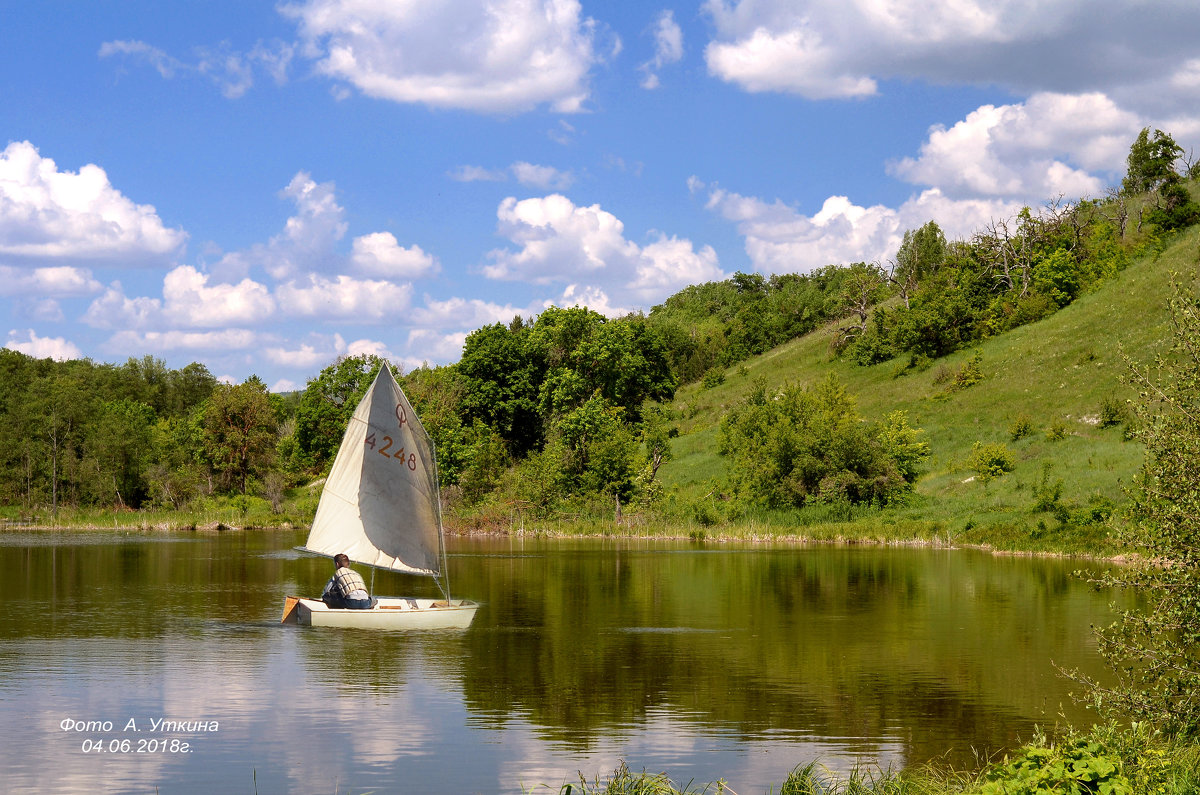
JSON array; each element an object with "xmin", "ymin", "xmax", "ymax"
[{"xmin": 657, "ymin": 225, "xmax": 1200, "ymax": 552}]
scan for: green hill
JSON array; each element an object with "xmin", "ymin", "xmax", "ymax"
[{"xmin": 656, "ymin": 224, "xmax": 1200, "ymax": 554}]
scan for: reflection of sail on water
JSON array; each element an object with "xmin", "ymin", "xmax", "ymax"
[{"xmin": 301, "ymin": 367, "xmax": 444, "ymax": 577}]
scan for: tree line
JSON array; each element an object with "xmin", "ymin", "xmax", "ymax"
[
  {"xmin": 834, "ymin": 129, "xmax": 1199, "ymax": 370},
  {"xmin": 0, "ymin": 271, "xmax": 861, "ymax": 517},
  {"xmin": 2, "ymin": 128, "xmax": 1197, "ymax": 520}
]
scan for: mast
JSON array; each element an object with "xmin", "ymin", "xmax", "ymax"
[{"xmin": 432, "ymin": 438, "xmax": 452, "ymax": 603}]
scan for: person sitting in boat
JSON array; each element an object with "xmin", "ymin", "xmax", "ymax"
[{"xmin": 322, "ymin": 554, "xmax": 372, "ymax": 609}]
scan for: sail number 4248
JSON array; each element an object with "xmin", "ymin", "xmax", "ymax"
[{"xmin": 365, "ymin": 433, "xmax": 417, "ymax": 470}]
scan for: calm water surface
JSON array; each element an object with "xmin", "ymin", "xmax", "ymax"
[{"xmin": 0, "ymin": 529, "xmax": 1123, "ymax": 794}]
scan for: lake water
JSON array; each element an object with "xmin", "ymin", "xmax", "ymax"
[{"xmin": 0, "ymin": 529, "xmax": 1123, "ymax": 794}]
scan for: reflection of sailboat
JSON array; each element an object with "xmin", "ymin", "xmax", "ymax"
[{"xmin": 282, "ymin": 367, "xmax": 478, "ymax": 629}]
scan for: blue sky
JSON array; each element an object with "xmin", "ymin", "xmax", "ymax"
[{"xmin": 3, "ymin": 1, "xmax": 1199, "ymax": 391}]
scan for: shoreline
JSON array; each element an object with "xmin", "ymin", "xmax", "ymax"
[{"xmin": 1, "ymin": 516, "xmax": 1130, "ymax": 562}]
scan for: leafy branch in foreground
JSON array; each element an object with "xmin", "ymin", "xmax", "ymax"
[{"xmin": 1079, "ymin": 274, "xmax": 1200, "ymax": 736}]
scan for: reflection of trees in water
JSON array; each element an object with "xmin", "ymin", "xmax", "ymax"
[
  {"xmin": 0, "ymin": 532, "xmax": 304, "ymax": 643},
  {"xmin": 455, "ymin": 543, "xmax": 1118, "ymax": 767},
  {"xmin": 1, "ymin": 534, "xmax": 1122, "ymax": 772}
]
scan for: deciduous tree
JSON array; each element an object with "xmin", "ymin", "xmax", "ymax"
[
  {"xmin": 203, "ymin": 377, "xmax": 278, "ymax": 494},
  {"xmin": 458, "ymin": 321, "xmax": 543, "ymax": 456},
  {"xmin": 832, "ymin": 262, "xmax": 888, "ymax": 350},
  {"xmin": 890, "ymin": 221, "xmax": 946, "ymax": 308},
  {"xmin": 87, "ymin": 399, "xmax": 156, "ymax": 507},
  {"xmin": 1122, "ymin": 127, "xmax": 1183, "ymax": 195}
]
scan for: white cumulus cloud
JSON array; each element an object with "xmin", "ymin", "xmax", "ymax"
[
  {"xmin": 262, "ymin": 332, "xmax": 399, "ymax": 373},
  {"xmin": 213, "ymin": 171, "xmax": 347, "ymax": 281},
  {"xmin": 549, "ymin": 284, "xmax": 631, "ymax": 317},
  {"xmin": 103, "ymin": 328, "xmax": 258, "ymax": 354},
  {"xmin": 213, "ymin": 173, "xmax": 435, "ymax": 287},
  {"xmin": 702, "ymin": 0, "xmax": 1200, "ymax": 115},
  {"xmin": 343, "ymin": 337, "xmax": 398, "ymax": 363},
  {"xmin": 162, "ymin": 266, "xmax": 276, "ymax": 327},
  {"xmin": 282, "ymin": 0, "xmax": 603, "ymax": 113},
  {"xmin": 263, "ymin": 340, "xmax": 338, "ymax": 369},
  {"xmin": 82, "ymin": 267, "xmax": 275, "ymax": 330},
  {"xmin": 404, "ymin": 329, "xmax": 466, "ymax": 365},
  {"xmin": 705, "ymin": 185, "xmax": 1021, "ymax": 273},
  {"xmin": 275, "ymin": 274, "xmax": 413, "ymax": 320},
  {"xmin": 889, "ymin": 92, "xmax": 1141, "ymax": 200},
  {"xmin": 83, "ymin": 283, "xmax": 162, "ymax": 330},
  {"xmin": 0, "ymin": 141, "xmax": 186, "ymax": 263},
  {"xmin": 486, "ymin": 194, "xmax": 637, "ymax": 282},
  {"xmin": 703, "ymin": 5, "xmax": 877, "ymax": 99},
  {"xmin": 351, "ymin": 232, "xmax": 439, "ymax": 279},
  {"xmin": 633, "ymin": 234, "xmax": 721, "ymax": 297},
  {"xmin": 5, "ymin": 329, "xmax": 83, "ymax": 361},
  {"xmin": 410, "ymin": 295, "xmax": 530, "ymax": 330},
  {"xmin": 0, "ymin": 265, "xmax": 102, "ymax": 297},
  {"xmin": 271, "ymin": 172, "xmax": 348, "ymax": 277},
  {"xmin": 485, "ymin": 194, "xmax": 724, "ymax": 305}
]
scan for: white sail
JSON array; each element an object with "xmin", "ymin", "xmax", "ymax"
[{"xmin": 301, "ymin": 367, "xmax": 442, "ymax": 576}]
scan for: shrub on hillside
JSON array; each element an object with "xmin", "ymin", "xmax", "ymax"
[
  {"xmin": 952, "ymin": 351, "xmax": 985, "ymax": 390},
  {"xmin": 1098, "ymin": 395, "xmax": 1129, "ymax": 428},
  {"xmin": 968, "ymin": 442, "xmax": 1015, "ymax": 481},
  {"xmin": 717, "ymin": 375, "xmax": 929, "ymax": 508},
  {"xmin": 1009, "ymin": 414, "xmax": 1035, "ymax": 440},
  {"xmin": 701, "ymin": 367, "xmax": 725, "ymax": 389}
]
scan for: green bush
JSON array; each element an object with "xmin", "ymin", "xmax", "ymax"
[
  {"xmin": 1074, "ymin": 495, "xmax": 1116, "ymax": 526},
  {"xmin": 968, "ymin": 442, "xmax": 1016, "ymax": 481},
  {"xmin": 540, "ymin": 724, "xmax": 1200, "ymax": 793},
  {"xmin": 1032, "ymin": 463, "xmax": 1065, "ymax": 516},
  {"xmin": 953, "ymin": 351, "xmax": 985, "ymax": 389},
  {"xmin": 718, "ymin": 375, "xmax": 929, "ymax": 508},
  {"xmin": 701, "ymin": 367, "xmax": 726, "ymax": 389},
  {"xmin": 1009, "ymin": 414, "xmax": 1035, "ymax": 441},
  {"xmin": 1098, "ymin": 396, "xmax": 1128, "ymax": 428},
  {"xmin": 1046, "ymin": 417, "xmax": 1068, "ymax": 441},
  {"xmin": 934, "ymin": 351, "xmax": 986, "ymax": 398}
]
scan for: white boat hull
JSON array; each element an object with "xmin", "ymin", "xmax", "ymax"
[{"xmin": 284, "ymin": 596, "xmax": 478, "ymax": 629}]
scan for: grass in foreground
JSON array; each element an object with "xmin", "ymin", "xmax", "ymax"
[{"xmin": 534, "ymin": 723, "xmax": 1200, "ymax": 795}]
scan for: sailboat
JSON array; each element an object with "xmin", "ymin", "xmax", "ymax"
[{"xmin": 281, "ymin": 366, "xmax": 479, "ymax": 629}]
